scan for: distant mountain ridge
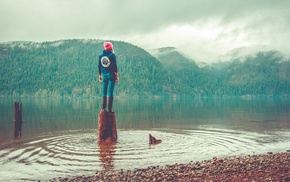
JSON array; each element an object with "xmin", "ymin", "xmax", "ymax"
[
  {"xmin": 152, "ymin": 47, "xmax": 290, "ymax": 97},
  {"xmin": 0, "ymin": 39, "xmax": 289, "ymax": 98}
]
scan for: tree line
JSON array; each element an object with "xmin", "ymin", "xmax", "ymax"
[{"xmin": 0, "ymin": 39, "xmax": 289, "ymax": 98}]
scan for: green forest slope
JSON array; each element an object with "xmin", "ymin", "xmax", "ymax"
[{"xmin": 0, "ymin": 39, "xmax": 289, "ymax": 98}]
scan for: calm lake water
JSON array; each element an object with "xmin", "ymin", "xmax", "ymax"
[{"xmin": 0, "ymin": 97, "xmax": 290, "ymax": 181}]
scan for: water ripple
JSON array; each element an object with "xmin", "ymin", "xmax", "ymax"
[{"xmin": 0, "ymin": 128, "xmax": 290, "ymax": 181}]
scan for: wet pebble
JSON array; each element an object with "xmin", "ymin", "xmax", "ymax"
[{"xmin": 50, "ymin": 152, "xmax": 290, "ymax": 182}]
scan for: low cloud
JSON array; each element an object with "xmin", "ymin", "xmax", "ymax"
[{"xmin": 1, "ymin": 0, "xmax": 290, "ymax": 62}]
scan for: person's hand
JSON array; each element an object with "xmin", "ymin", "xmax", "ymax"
[
  {"xmin": 99, "ymin": 75, "xmax": 102, "ymax": 82},
  {"xmin": 116, "ymin": 77, "xmax": 119, "ymax": 82}
]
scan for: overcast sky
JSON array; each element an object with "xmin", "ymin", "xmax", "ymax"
[{"xmin": 1, "ymin": 0, "xmax": 290, "ymax": 62}]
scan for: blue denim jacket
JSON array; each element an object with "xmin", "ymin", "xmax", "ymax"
[{"xmin": 98, "ymin": 50, "xmax": 117, "ymax": 79}]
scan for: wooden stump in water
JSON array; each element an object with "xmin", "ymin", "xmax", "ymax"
[
  {"xmin": 149, "ymin": 134, "xmax": 162, "ymax": 145},
  {"xmin": 14, "ymin": 102, "xmax": 22, "ymax": 138},
  {"xmin": 98, "ymin": 110, "xmax": 117, "ymax": 142}
]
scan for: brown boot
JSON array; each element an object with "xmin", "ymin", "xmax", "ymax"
[
  {"xmin": 108, "ymin": 96, "xmax": 114, "ymax": 112},
  {"xmin": 102, "ymin": 96, "xmax": 107, "ymax": 110}
]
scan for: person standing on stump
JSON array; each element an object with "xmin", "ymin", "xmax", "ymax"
[{"xmin": 98, "ymin": 42, "xmax": 119, "ymax": 112}]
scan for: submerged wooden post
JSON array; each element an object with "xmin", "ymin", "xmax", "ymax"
[
  {"xmin": 149, "ymin": 134, "xmax": 162, "ymax": 145},
  {"xmin": 14, "ymin": 102, "xmax": 22, "ymax": 138},
  {"xmin": 98, "ymin": 110, "xmax": 117, "ymax": 142}
]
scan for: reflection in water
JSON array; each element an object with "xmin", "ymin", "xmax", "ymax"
[
  {"xmin": 1, "ymin": 97, "xmax": 290, "ymax": 143},
  {"xmin": 98, "ymin": 141, "xmax": 116, "ymax": 171},
  {"xmin": 0, "ymin": 129, "xmax": 290, "ymax": 181},
  {"xmin": 0, "ymin": 97, "xmax": 290, "ymax": 181},
  {"xmin": 13, "ymin": 102, "xmax": 22, "ymax": 139}
]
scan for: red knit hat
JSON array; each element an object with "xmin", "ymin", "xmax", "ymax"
[{"xmin": 103, "ymin": 42, "xmax": 113, "ymax": 51}]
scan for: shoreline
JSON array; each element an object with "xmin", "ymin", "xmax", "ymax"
[{"xmin": 50, "ymin": 152, "xmax": 290, "ymax": 181}]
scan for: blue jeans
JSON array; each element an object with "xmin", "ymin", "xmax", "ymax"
[{"xmin": 102, "ymin": 73, "xmax": 116, "ymax": 97}]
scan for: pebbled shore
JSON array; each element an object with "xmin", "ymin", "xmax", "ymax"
[{"xmin": 50, "ymin": 152, "xmax": 290, "ymax": 182}]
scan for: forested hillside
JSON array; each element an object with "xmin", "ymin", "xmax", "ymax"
[
  {"xmin": 153, "ymin": 48, "xmax": 290, "ymax": 97},
  {"xmin": 0, "ymin": 40, "xmax": 289, "ymax": 98},
  {"xmin": 214, "ymin": 51, "xmax": 290, "ymax": 96},
  {"xmin": 0, "ymin": 40, "xmax": 176, "ymax": 97}
]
